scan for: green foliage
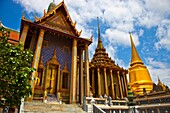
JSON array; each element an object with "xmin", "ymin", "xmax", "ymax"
[{"xmin": 0, "ymin": 36, "xmax": 35, "ymax": 107}]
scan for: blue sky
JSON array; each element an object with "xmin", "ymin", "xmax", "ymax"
[{"xmin": 0, "ymin": 0, "xmax": 170, "ymax": 87}]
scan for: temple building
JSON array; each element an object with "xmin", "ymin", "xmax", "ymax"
[
  {"xmin": 89, "ymin": 19, "xmax": 128, "ymax": 99},
  {"xmin": 19, "ymin": 1, "xmax": 92, "ymax": 104},
  {"xmin": 129, "ymin": 34, "xmax": 153, "ymax": 94},
  {"xmin": 1, "ymin": 1, "xmax": 170, "ymax": 113}
]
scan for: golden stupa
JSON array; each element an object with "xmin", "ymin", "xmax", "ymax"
[{"xmin": 129, "ymin": 33, "xmax": 153, "ymax": 94}]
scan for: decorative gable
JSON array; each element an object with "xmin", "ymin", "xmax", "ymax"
[
  {"xmin": 40, "ymin": 10, "xmax": 75, "ymax": 35},
  {"xmin": 34, "ymin": 1, "xmax": 81, "ymax": 36}
]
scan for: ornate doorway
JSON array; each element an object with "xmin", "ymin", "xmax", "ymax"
[
  {"xmin": 47, "ymin": 65, "xmax": 58, "ymax": 94},
  {"xmin": 45, "ymin": 50, "xmax": 60, "ymax": 95}
]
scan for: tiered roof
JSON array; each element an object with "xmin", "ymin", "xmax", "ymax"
[{"xmin": 90, "ymin": 18, "xmax": 125, "ymax": 70}]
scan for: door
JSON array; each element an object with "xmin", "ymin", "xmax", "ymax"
[{"xmin": 47, "ymin": 65, "xmax": 58, "ymax": 94}]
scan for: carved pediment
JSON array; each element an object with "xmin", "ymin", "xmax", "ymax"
[
  {"xmin": 41, "ymin": 12, "xmax": 75, "ymax": 35},
  {"xmin": 34, "ymin": 2, "xmax": 81, "ymax": 36}
]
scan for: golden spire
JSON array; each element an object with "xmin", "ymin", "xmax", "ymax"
[
  {"xmin": 130, "ymin": 33, "xmax": 143, "ymax": 66},
  {"xmin": 97, "ymin": 17, "xmax": 104, "ymax": 49}
]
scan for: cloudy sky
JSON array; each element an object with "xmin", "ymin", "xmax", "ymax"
[{"xmin": 0, "ymin": 0, "xmax": 170, "ymax": 87}]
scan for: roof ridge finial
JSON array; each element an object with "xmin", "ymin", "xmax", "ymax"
[
  {"xmin": 158, "ymin": 76, "xmax": 161, "ymax": 83},
  {"xmin": 97, "ymin": 17, "xmax": 101, "ymax": 43},
  {"xmin": 97, "ymin": 17, "xmax": 104, "ymax": 49}
]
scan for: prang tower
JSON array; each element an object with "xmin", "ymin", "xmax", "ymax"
[{"xmin": 129, "ymin": 34, "xmax": 153, "ymax": 94}]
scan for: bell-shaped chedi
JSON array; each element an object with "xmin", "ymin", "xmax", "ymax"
[
  {"xmin": 129, "ymin": 33, "xmax": 153, "ymax": 95},
  {"xmin": 129, "ymin": 34, "xmax": 153, "ymax": 94}
]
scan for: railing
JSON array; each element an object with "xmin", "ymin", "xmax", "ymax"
[
  {"xmin": 86, "ymin": 97, "xmax": 127, "ymax": 105},
  {"xmin": 137, "ymin": 103, "xmax": 170, "ymax": 113},
  {"xmin": 88, "ymin": 96, "xmax": 170, "ymax": 113},
  {"xmin": 93, "ymin": 104, "xmax": 106, "ymax": 113},
  {"xmin": 87, "ymin": 97, "xmax": 128, "ymax": 113}
]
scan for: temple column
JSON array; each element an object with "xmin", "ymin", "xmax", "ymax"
[
  {"xmin": 19, "ymin": 24, "xmax": 29, "ymax": 45},
  {"xmin": 31, "ymin": 29, "xmax": 45, "ymax": 97},
  {"xmin": 110, "ymin": 69, "xmax": 115, "ymax": 99},
  {"xmin": 85, "ymin": 44, "xmax": 90, "ymax": 97},
  {"xmin": 97, "ymin": 68, "xmax": 101, "ymax": 96},
  {"xmin": 125, "ymin": 75, "xmax": 128, "ymax": 88},
  {"xmin": 79, "ymin": 49, "xmax": 84, "ymax": 104},
  {"xmin": 123, "ymin": 72, "xmax": 128, "ymax": 96},
  {"xmin": 117, "ymin": 71, "xmax": 123, "ymax": 99},
  {"xmin": 92, "ymin": 69, "xmax": 95, "ymax": 94},
  {"xmin": 76, "ymin": 61, "xmax": 79, "ymax": 102},
  {"xmin": 104, "ymin": 68, "xmax": 109, "ymax": 96},
  {"xmin": 70, "ymin": 38, "xmax": 77, "ymax": 103}
]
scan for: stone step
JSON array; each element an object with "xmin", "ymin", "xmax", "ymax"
[
  {"xmin": 61, "ymin": 96, "xmax": 69, "ymax": 104},
  {"xmin": 47, "ymin": 94, "xmax": 58, "ymax": 102},
  {"xmin": 24, "ymin": 102, "xmax": 87, "ymax": 113}
]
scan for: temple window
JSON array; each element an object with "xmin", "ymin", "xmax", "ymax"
[
  {"xmin": 36, "ymin": 56, "xmax": 45, "ymax": 86},
  {"xmin": 60, "ymin": 62, "xmax": 70, "ymax": 92},
  {"xmin": 37, "ymin": 68, "xmax": 43, "ymax": 86},
  {"xmin": 62, "ymin": 72, "xmax": 69, "ymax": 89}
]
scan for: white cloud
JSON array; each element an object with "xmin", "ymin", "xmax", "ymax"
[
  {"xmin": 139, "ymin": 29, "xmax": 144, "ymax": 36},
  {"xmin": 13, "ymin": 0, "xmax": 50, "ymax": 14},
  {"xmin": 144, "ymin": 0, "xmax": 170, "ymax": 16},
  {"xmin": 104, "ymin": 29, "xmax": 139, "ymax": 47},
  {"xmin": 155, "ymin": 19, "xmax": 170, "ymax": 50},
  {"xmin": 146, "ymin": 57, "xmax": 167, "ymax": 69},
  {"xmin": 88, "ymin": 36, "xmax": 98, "ymax": 60}
]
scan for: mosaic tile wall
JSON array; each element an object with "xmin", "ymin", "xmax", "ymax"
[{"xmin": 41, "ymin": 33, "xmax": 72, "ymax": 72}]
